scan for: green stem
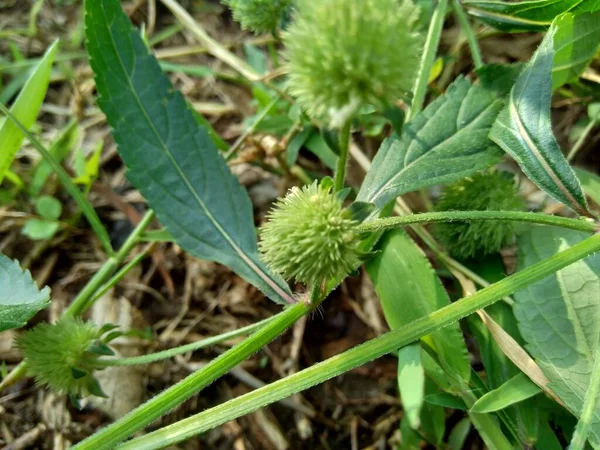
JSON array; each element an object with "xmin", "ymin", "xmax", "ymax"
[
  {"xmin": 568, "ymin": 117, "xmax": 598, "ymax": 162},
  {"xmin": 72, "ymin": 301, "xmax": 314, "ymax": 450},
  {"xmin": 0, "ymin": 103, "xmax": 115, "ymax": 256},
  {"xmin": 98, "ymin": 315, "xmax": 277, "ymax": 367},
  {"xmin": 333, "ymin": 120, "xmax": 352, "ymax": 192},
  {"xmin": 452, "ymin": 0, "xmax": 484, "ymax": 69},
  {"xmin": 0, "ymin": 211, "xmax": 155, "ymax": 392},
  {"xmin": 118, "ymin": 233, "xmax": 600, "ymax": 450},
  {"xmin": 408, "ymin": 0, "xmax": 448, "ymax": 120},
  {"xmin": 569, "ymin": 344, "xmax": 600, "ymax": 450},
  {"xmin": 357, "ymin": 210, "xmax": 598, "ymax": 234}
]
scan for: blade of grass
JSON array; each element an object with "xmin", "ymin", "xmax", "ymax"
[{"xmin": 0, "ymin": 104, "xmax": 114, "ymax": 256}]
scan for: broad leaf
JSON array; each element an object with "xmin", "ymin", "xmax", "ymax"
[
  {"xmin": 0, "ymin": 41, "xmax": 58, "ymax": 184},
  {"xmin": 357, "ymin": 77, "xmax": 503, "ymax": 209},
  {"xmin": 514, "ymin": 226, "xmax": 600, "ymax": 445},
  {"xmin": 0, "ymin": 253, "xmax": 50, "ymax": 331},
  {"xmin": 366, "ymin": 229, "xmax": 471, "ymax": 385},
  {"xmin": 471, "ymin": 373, "xmax": 541, "ymax": 413},
  {"xmin": 552, "ymin": 12, "xmax": 600, "ymax": 89},
  {"xmin": 464, "ymin": 0, "xmax": 584, "ymax": 31},
  {"xmin": 85, "ymin": 0, "xmax": 293, "ymax": 304},
  {"xmin": 490, "ymin": 23, "xmax": 590, "ymax": 217}
]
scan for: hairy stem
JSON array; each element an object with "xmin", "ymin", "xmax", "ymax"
[
  {"xmin": 452, "ymin": 0, "xmax": 484, "ymax": 69},
  {"xmin": 408, "ymin": 0, "xmax": 448, "ymax": 120},
  {"xmin": 358, "ymin": 210, "xmax": 597, "ymax": 234},
  {"xmin": 72, "ymin": 301, "xmax": 316, "ymax": 450},
  {"xmin": 569, "ymin": 344, "xmax": 600, "ymax": 450},
  {"xmin": 98, "ymin": 316, "xmax": 277, "ymax": 367},
  {"xmin": 334, "ymin": 120, "xmax": 352, "ymax": 192},
  {"xmin": 119, "ymin": 233, "xmax": 600, "ymax": 450}
]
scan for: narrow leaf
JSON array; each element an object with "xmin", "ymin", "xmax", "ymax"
[
  {"xmin": 357, "ymin": 77, "xmax": 503, "ymax": 210},
  {"xmin": 471, "ymin": 373, "xmax": 541, "ymax": 413},
  {"xmin": 514, "ymin": 226, "xmax": 600, "ymax": 445},
  {"xmin": 0, "ymin": 41, "xmax": 58, "ymax": 184},
  {"xmin": 574, "ymin": 167, "xmax": 600, "ymax": 208},
  {"xmin": 552, "ymin": 12, "xmax": 600, "ymax": 89},
  {"xmin": 85, "ymin": 0, "xmax": 293, "ymax": 304},
  {"xmin": 0, "ymin": 253, "xmax": 50, "ymax": 331},
  {"xmin": 490, "ymin": 23, "xmax": 590, "ymax": 216},
  {"xmin": 398, "ymin": 343, "xmax": 425, "ymax": 429},
  {"xmin": 464, "ymin": 0, "xmax": 584, "ymax": 31},
  {"xmin": 366, "ymin": 229, "xmax": 471, "ymax": 385}
]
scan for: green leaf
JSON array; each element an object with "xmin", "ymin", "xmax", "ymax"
[
  {"xmin": 477, "ymin": 63, "xmax": 525, "ymax": 98},
  {"xmin": 464, "ymin": 0, "xmax": 585, "ymax": 31},
  {"xmin": 471, "ymin": 373, "xmax": 541, "ymax": 413},
  {"xmin": 514, "ymin": 226, "xmax": 600, "ymax": 445},
  {"xmin": 35, "ymin": 195, "xmax": 62, "ymax": 220},
  {"xmin": 0, "ymin": 253, "xmax": 50, "ymax": 331},
  {"xmin": 490, "ymin": 23, "xmax": 590, "ymax": 217},
  {"xmin": 574, "ymin": 167, "xmax": 600, "ymax": 207},
  {"xmin": 85, "ymin": 0, "xmax": 293, "ymax": 304},
  {"xmin": 357, "ymin": 77, "xmax": 503, "ymax": 209},
  {"xmin": 0, "ymin": 41, "xmax": 58, "ymax": 184},
  {"xmin": 424, "ymin": 392, "xmax": 468, "ymax": 410},
  {"xmin": 552, "ymin": 12, "xmax": 600, "ymax": 89},
  {"xmin": 398, "ymin": 343, "xmax": 425, "ymax": 429},
  {"xmin": 22, "ymin": 219, "xmax": 60, "ymax": 240},
  {"xmin": 366, "ymin": 229, "xmax": 471, "ymax": 385},
  {"xmin": 448, "ymin": 418, "xmax": 472, "ymax": 450}
]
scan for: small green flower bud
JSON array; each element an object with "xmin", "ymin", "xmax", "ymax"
[
  {"xmin": 223, "ymin": 0, "xmax": 292, "ymax": 34},
  {"xmin": 284, "ymin": 0, "xmax": 423, "ymax": 127},
  {"xmin": 434, "ymin": 170, "xmax": 525, "ymax": 259},
  {"xmin": 259, "ymin": 181, "xmax": 363, "ymax": 285},
  {"xmin": 16, "ymin": 317, "xmax": 114, "ymax": 400}
]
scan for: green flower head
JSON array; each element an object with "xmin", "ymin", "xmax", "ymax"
[
  {"xmin": 16, "ymin": 317, "xmax": 116, "ymax": 400},
  {"xmin": 259, "ymin": 180, "xmax": 363, "ymax": 285},
  {"xmin": 434, "ymin": 170, "xmax": 525, "ymax": 259},
  {"xmin": 224, "ymin": 0, "xmax": 292, "ymax": 34},
  {"xmin": 284, "ymin": 0, "xmax": 423, "ymax": 127}
]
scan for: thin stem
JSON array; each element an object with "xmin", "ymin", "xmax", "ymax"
[
  {"xmin": 452, "ymin": 0, "xmax": 484, "ymax": 69},
  {"xmin": 568, "ymin": 117, "xmax": 597, "ymax": 162},
  {"xmin": 72, "ymin": 301, "xmax": 316, "ymax": 450},
  {"xmin": 118, "ymin": 233, "xmax": 600, "ymax": 450},
  {"xmin": 98, "ymin": 316, "xmax": 277, "ymax": 367},
  {"xmin": 357, "ymin": 210, "xmax": 598, "ymax": 234},
  {"xmin": 334, "ymin": 120, "xmax": 352, "ymax": 192},
  {"xmin": 569, "ymin": 344, "xmax": 600, "ymax": 450},
  {"xmin": 408, "ymin": 0, "xmax": 449, "ymax": 120}
]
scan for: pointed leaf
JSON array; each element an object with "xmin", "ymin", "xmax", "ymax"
[
  {"xmin": 366, "ymin": 229, "xmax": 471, "ymax": 385},
  {"xmin": 471, "ymin": 373, "xmax": 541, "ymax": 413},
  {"xmin": 0, "ymin": 253, "xmax": 50, "ymax": 331},
  {"xmin": 514, "ymin": 226, "xmax": 600, "ymax": 445},
  {"xmin": 490, "ymin": 23, "xmax": 590, "ymax": 216},
  {"xmin": 357, "ymin": 77, "xmax": 503, "ymax": 210},
  {"xmin": 574, "ymin": 167, "xmax": 600, "ymax": 208},
  {"xmin": 0, "ymin": 41, "xmax": 58, "ymax": 184},
  {"xmin": 85, "ymin": 0, "xmax": 293, "ymax": 304}
]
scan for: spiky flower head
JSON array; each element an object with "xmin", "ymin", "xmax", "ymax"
[
  {"xmin": 259, "ymin": 180, "xmax": 363, "ymax": 285},
  {"xmin": 15, "ymin": 317, "xmax": 117, "ymax": 401},
  {"xmin": 434, "ymin": 170, "xmax": 525, "ymax": 259},
  {"xmin": 223, "ymin": 0, "xmax": 292, "ymax": 34},
  {"xmin": 284, "ymin": 0, "xmax": 423, "ymax": 127}
]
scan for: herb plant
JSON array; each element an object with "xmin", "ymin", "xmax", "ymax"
[{"xmin": 2, "ymin": 0, "xmax": 600, "ymax": 449}]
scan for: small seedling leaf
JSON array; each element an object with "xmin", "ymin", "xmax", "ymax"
[
  {"xmin": 35, "ymin": 195, "xmax": 62, "ymax": 220},
  {"xmin": 0, "ymin": 253, "xmax": 50, "ymax": 331},
  {"xmin": 470, "ymin": 373, "xmax": 541, "ymax": 413}
]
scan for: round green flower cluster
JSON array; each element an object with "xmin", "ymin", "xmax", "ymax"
[
  {"xmin": 284, "ymin": 0, "xmax": 422, "ymax": 127},
  {"xmin": 259, "ymin": 181, "xmax": 362, "ymax": 285},
  {"xmin": 16, "ymin": 317, "xmax": 115, "ymax": 401},
  {"xmin": 434, "ymin": 171, "xmax": 525, "ymax": 259},
  {"xmin": 223, "ymin": 0, "xmax": 292, "ymax": 34}
]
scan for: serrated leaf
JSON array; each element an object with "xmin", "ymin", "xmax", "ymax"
[
  {"xmin": 357, "ymin": 77, "xmax": 503, "ymax": 209},
  {"xmin": 464, "ymin": 0, "xmax": 585, "ymax": 32},
  {"xmin": 514, "ymin": 226, "xmax": 600, "ymax": 445},
  {"xmin": 85, "ymin": 0, "xmax": 293, "ymax": 304},
  {"xmin": 471, "ymin": 373, "xmax": 541, "ymax": 413},
  {"xmin": 366, "ymin": 229, "xmax": 471, "ymax": 385},
  {"xmin": 552, "ymin": 12, "xmax": 600, "ymax": 89},
  {"xmin": 0, "ymin": 41, "xmax": 58, "ymax": 184},
  {"xmin": 0, "ymin": 253, "xmax": 50, "ymax": 331},
  {"xmin": 490, "ymin": 23, "xmax": 590, "ymax": 217}
]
